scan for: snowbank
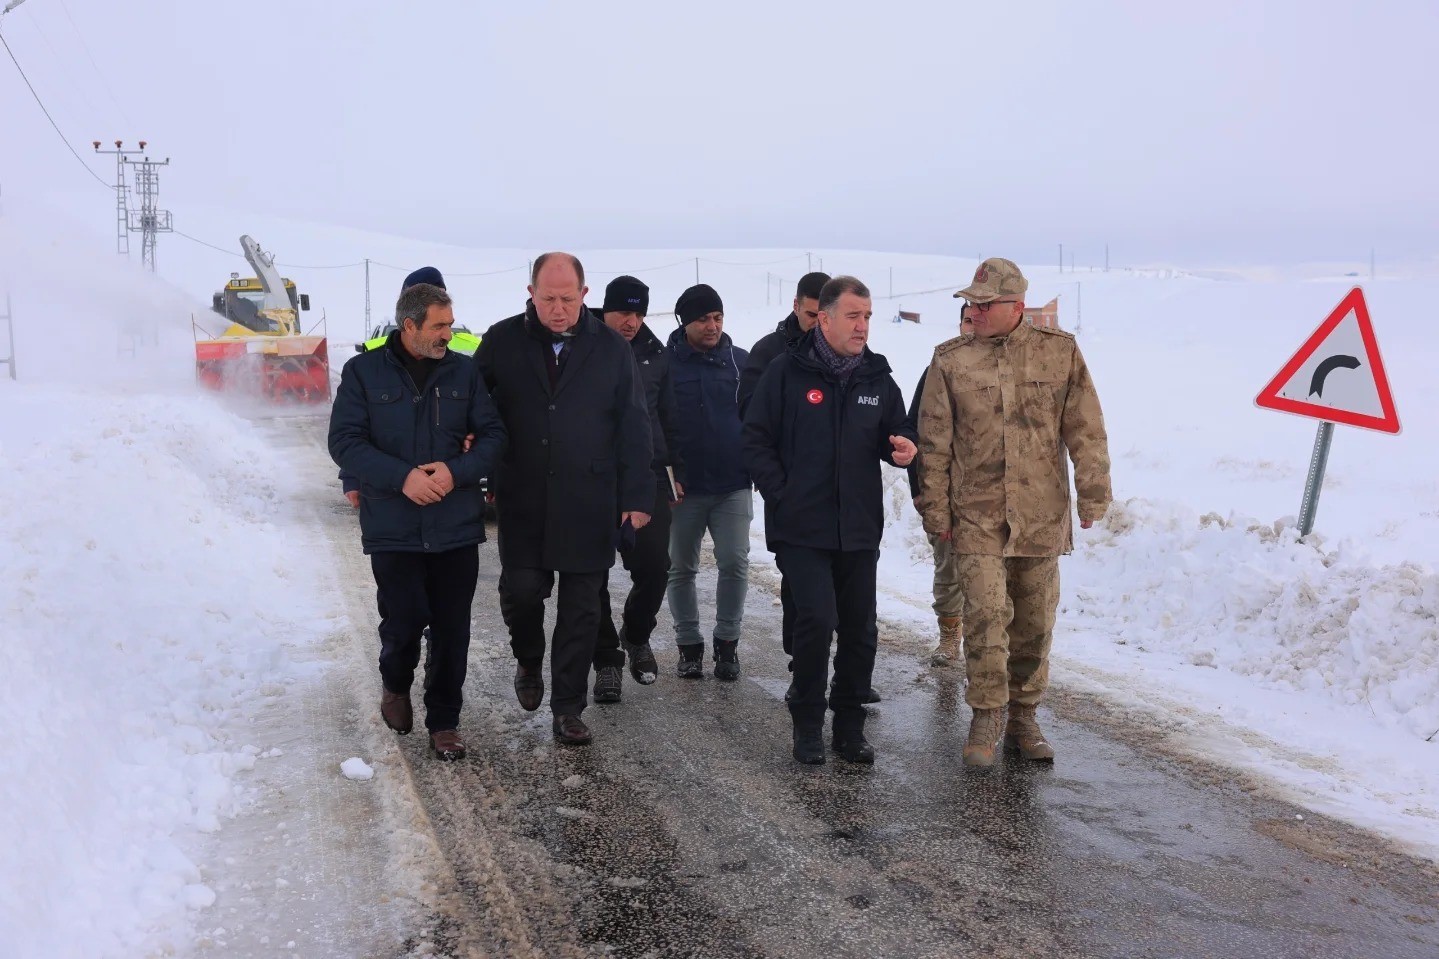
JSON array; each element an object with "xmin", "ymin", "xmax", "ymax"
[{"xmin": 0, "ymin": 384, "xmax": 330, "ymax": 958}]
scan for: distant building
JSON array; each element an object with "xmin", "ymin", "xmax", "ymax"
[{"xmin": 1023, "ymin": 296, "xmax": 1060, "ymax": 330}]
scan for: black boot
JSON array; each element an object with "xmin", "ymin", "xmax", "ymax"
[
  {"xmin": 677, "ymin": 644, "xmax": 704, "ymax": 679},
  {"xmin": 792, "ymin": 715, "xmax": 825, "ymax": 765},
  {"xmin": 713, "ymin": 639, "xmax": 740, "ymax": 681},
  {"xmin": 832, "ymin": 713, "xmax": 875, "ymax": 764}
]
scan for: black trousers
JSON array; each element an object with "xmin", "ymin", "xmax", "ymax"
[
  {"xmin": 595, "ymin": 481, "xmax": 673, "ymax": 667},
  {"xmin": 776, "ymin": 557, "xmax": 795, "ymax": 667},
  {"xmin": 775, "ymin": 546, "xmax": 879, "ymax": 727},
  {"xmin": 371, "ymin": 546, "xmax": 479, "ymax": 732},
  {"xmin": 499, "ymin": 566, "xmax": 606, "ymax": 716}
]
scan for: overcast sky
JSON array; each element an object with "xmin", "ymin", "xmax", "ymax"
[{"xmin": 1, "ymin": 0, "xmax": 1434, "ymax": 267}]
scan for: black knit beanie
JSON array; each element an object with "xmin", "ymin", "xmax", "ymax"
[
  {"xmin": 675, "ymin": 284, "xmax": 724, "ymax": 326},
  {"xmin": 602, "ymin": 275, "xmax": 649, "ymax": 316}
]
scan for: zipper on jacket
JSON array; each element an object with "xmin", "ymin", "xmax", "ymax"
[{"xmin": 435, "ymin": 386, "xmax": 440, "ymax": 427}]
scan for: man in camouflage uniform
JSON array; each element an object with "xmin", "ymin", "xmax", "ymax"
[{"xmin": 917, "ymin": 258, "xmax": 1111, "ymax": 767}]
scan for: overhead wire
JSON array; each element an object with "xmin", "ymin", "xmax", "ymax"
[
  {"xmin": 0, "ymin": 29, "xmax": 109, "ymax": 188},
  {"xmin": 55, "ymin": 0, "xmax": 133, "ymax": 125}
]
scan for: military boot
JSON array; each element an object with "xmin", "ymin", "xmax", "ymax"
[
  {"xmin": 929, "ymin": 615, "xmax": 962, "ymax": 668},
  {"xmin": 962, "ymin": 707, "xmax": 1005, "ymax": 768},
  {"xmin": 1004, "ymin": 703, "xmax": 1055, "ymax": 762}
]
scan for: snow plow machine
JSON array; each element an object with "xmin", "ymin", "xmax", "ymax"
[{"xmin": 194, "ymin": 235, "xmax": 330, "ymax": 402}]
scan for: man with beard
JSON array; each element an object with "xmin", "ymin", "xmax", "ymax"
[
  {"xmin": 666, "ymin": 284, "xmax": 752, "ymax": 681},
  {"xmin": 329, "ymin": 282, "xmax": 506, "ymax": 761}
]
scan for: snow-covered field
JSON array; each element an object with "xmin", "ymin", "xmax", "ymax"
[{"xmin": 2, "ymin": 195, "xmax": 1437, "ymax": 955}]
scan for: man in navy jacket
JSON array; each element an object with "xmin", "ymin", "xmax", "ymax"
[
  {"xmin": 329, "ymin": 282, "xmax": 506, "ymax": 761},
  {"xmin": 743, "ymin": 276, "xmax": 917, "ymax": 765},
  {"xmin": 666, "ymin": 284, "xmax": 752, "ymax": 681}
]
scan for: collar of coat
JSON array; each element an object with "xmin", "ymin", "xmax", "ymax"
[
  {"xmin": 971, "ymin": 318, "xmax": 1034, "ymax": 348},
  {"xmin": 666, "ymin": 326, "xmax": 736, "ymax": 361},
  {"xmin": 629, "ymin": 321, "xmax": 665, "ymax": 358},
  {"xmin": 780, "ymin": 311, "xmax": 804, "ymax": 343},
  {"xmin": 523, "ymin": 301, "xmax": 597, "ymax": 343},
  {"xmin": 789, "ymin": 329, "xmax": 892, "ymax": 381}
]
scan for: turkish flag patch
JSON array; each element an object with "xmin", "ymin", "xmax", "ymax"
[{"xmin": 806, "ymin": 389, "xmax": 824, "ymax": 405}]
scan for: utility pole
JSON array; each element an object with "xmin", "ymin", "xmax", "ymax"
[
  {"xmin": 1058, "ymin": 243, "xmax": 1063, "ymax": 274},
  {"xmin": 364, "ymin": 258, "xmax": 372, "ymax": 335},
  {"xmin": 807, "ymin": 251, "xmax": 812, "ymax": 272},
  {"xmin": 93, "ymin": 140, "xmax": 170, "ymax": 270},
  {"xmin": 1105, "ymin": 243, "xmax": 1110, "ymax": 272},
  {"xmin": 93, "ymin": 140, "xmax": 140, "ymax": 257},
  {"xmin": 125, "ymin": 148, "xmax": 172, "ymax": 272},
  {"xmin": 0, "ymin": 293, "xmax": 14, "ymax": 381},
  {"xmin": 695, "ymin": 257, "xmax": 700, "ymax": 284}
]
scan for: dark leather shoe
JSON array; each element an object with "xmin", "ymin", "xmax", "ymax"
[
  {"xmin": 514, "ymin": 661, "xmax": 544, "ymax": 712},
  {"xmin": 832, "ymin": 732, "xmax": 876, "ymax": 764},
  {"xmin": 792, "ymin": 725, "xmax": 825, "ymax": 765},
  {"xmin": 552, "ymin": 714, "xmax": 593, "ymax": 746},
  {"xmin": 430, "ymin": 728, "xmax": 466, "ymax": 761},
  {"xmin": 381, "ymin": 689, "xmax": 412, "ymax": 735},
  {"xmin": 862, "ymin": 688, "xmax": 882, "ymax": 705}
]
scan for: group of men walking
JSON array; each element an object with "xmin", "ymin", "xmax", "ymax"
[{"xmin": 329, "ymin": 252, "xmax": 1111, "ymax": 768}]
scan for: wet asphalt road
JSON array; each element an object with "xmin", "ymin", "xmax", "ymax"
[
  {"xmin": 371, "ymin": 545, "xmax": 1439, "ymax": 959},
  {"xmin": 298, "ymin": 420, "xmax": 1439, "ymax": 959}
]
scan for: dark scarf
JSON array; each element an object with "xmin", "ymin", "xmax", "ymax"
[{"xmin": 811, "ymin": 329, "xmax": 863, "ymax": 382}]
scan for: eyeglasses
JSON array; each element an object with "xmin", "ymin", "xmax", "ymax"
[{"xmin": 974, "ymin": 299, "xmax": 1020, "ymax": 313}]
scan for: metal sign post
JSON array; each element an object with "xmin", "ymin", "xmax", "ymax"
[{"xmin": 1296, "ymin": 421, "xmax": 1334, "ymax": 536}]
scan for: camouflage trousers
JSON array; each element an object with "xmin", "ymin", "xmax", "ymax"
[
  {"xmin": 928, "ymin": 532, "xmax": 964, "ymax": 619},
  {"xmin": 955, "ymin": 554, "xmax": 1059, "ymax": 710}
]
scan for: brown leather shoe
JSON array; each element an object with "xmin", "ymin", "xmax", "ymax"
[
  {"xmin": 552, "ymin": 714, "xmax": 593, "ymax": 746},
  {"xmin": 429, "ymin": 729, "xmax": 466, "ymax": 761},
  {"xmin": 514, "ymin": 661, "xmax": 544, "ymax": 712},
  {"xmin": 380, "ymin": 689, "xmax": 412, "ymax": 735}
]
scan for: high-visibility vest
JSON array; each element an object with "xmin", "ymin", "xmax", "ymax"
[{"xmin": 362, "ymin": 330, "xmax": 481, "ymax": 356}]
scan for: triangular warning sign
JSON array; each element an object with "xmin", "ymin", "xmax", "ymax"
[{"xmin": 1256, "ymin": 287, "xmax": 1400, "ymax": 434}]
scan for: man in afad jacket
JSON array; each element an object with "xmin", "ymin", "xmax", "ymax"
[
  {"xmin": 666, "ymin": 284, "xmax": 752, "ymax": 681},
  {"xmin": 590, "ymin": 275, "xmax": 683, "ymax": 703},
  {"xmin": 744, "ymin": 276, "xmax": 917, "ymax": 765},
  {"xmin": 329, "ymin": 282, "xmax": 506, "ymax": 761},
  {"xmin": 475, "ymin": 253, "xmax": 653, "ymax": 746},
  {"xmin": 917, "ymin": 257, "xmax": 1112, "ymax": 768}
]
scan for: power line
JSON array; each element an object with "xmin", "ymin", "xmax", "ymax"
[
  {"xmin": 173, "ymin": 230, "xmax": 364, "ymax": 269},
  {"xmin": 699, "ymin": 253, "xmax": 808, "ymax": 267},
  {"xmin": 0, "ymin": 30, "xmax": 108, "ymax": 188},
  {"xmin": 173, "ymin": 229, "xmax": 242, "ymax": 257},
  {"xmin": 56, "ymin": 0, "xmax": 132, "ymax": 125}
]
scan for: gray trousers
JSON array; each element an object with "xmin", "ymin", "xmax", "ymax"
[{"xmin": 667, "ymin": 488, "xmax": 752, "ymax": 647}]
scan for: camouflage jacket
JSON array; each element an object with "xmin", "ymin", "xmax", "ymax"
[{"xmin": 917, "ymin": 321, "xmax": 1111, "ymax": 557}]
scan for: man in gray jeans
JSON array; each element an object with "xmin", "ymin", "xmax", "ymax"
[{"xmin": 665, "ymin": 284, "xmax": 752, "ymax": 680}]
